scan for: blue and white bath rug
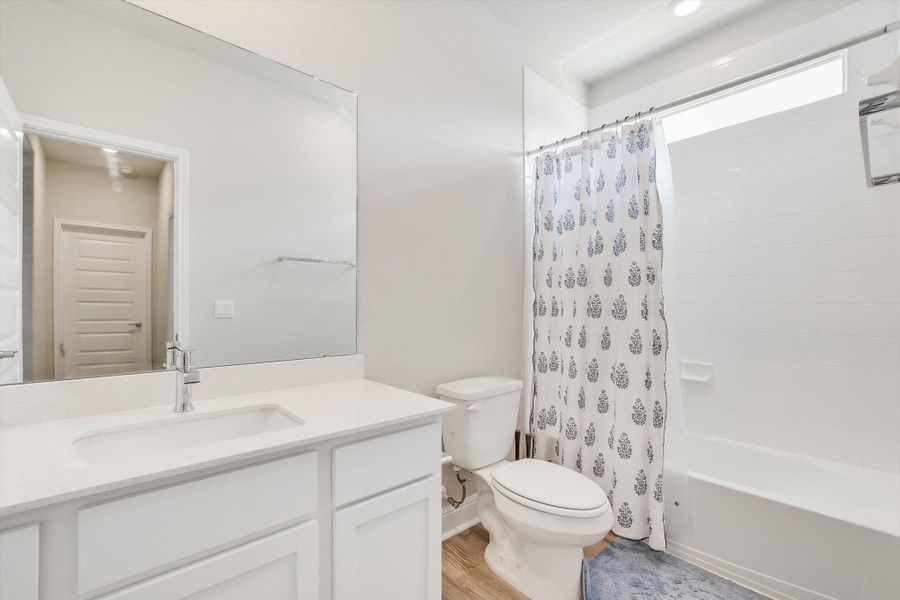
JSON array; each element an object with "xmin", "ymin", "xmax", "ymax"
[{"xmin": 583, "ymin": 538, "xmax": 770, "ymax": 600}]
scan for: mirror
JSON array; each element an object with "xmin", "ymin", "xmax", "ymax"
[{"xmin": 0, "ymin": 0, "xmax": 357, "ymax": 384}]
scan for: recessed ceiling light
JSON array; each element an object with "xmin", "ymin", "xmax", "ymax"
[
  {"xmin": 102, "ymin": 147, "xmax": 118, "ymax": 154},
  {"xmin": 670, "ymin": 0, "xmax": 701, "ymax": 17}
]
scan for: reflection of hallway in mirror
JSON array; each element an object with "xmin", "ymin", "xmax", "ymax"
[{"xmin": 23, "ymin": 135, "xmax": 173, "ymax": 380}]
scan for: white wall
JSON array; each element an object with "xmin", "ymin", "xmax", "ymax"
[
  {"xmin": 524, "ymin": 69, "xmax": 589, "ymax": 152},
  {"xmin": 590, "ymin": 1, "xmax": 900, "ymax": 472},
  {"xmin": 43, "ymin": 160, "xmax": 160, "ymax": 259},
  {"xmin": 125, "ymin": 0, "xmax": 585, "ymax": 395}
]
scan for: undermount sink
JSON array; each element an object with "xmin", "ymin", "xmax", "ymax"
[{"xmin": 67, "ymin": 405, "xmax": 304, "ymax": 469}]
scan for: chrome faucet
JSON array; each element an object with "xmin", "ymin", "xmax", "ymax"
[{"xmin": 168, "ymin": 343, "xmax": 200, "ymax": 413}]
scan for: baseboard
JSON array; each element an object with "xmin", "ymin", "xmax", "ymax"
[
  {"xmin": 666, "ymin": 541, "xmax": 838, "ymax": 600},
  {"xmin": 442, "ymin": 492, "xmax": 480, "ymax": 540}
]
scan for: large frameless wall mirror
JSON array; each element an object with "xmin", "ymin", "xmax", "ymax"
[{"xmin": 0, "ymin": 0, "xmax": 357, "ymax": 384}]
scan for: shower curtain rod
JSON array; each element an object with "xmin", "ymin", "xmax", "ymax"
[{"xmin": 526, "ymin": 20, "xmax": 900, "ymax": 157}]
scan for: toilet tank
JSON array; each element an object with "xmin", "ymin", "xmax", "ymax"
[{"xmin": 436, "ymin": 377, "xmax": 523, "ymax": 470}]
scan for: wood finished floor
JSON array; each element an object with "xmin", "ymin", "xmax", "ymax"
[{"xmin": 442, "ymin": 524, "xmax": 614, "ymax": 600}]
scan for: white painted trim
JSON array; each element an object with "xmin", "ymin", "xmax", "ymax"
[
  {"xmin": 53, "ymin": 219, "xmax": 153, "ymax": 378},
  {"xmin": 441, "ymin": 492, "xmax": 480, "ymax": 541},
  {"xmin": 21, "ymin": 113, "xmax": 190, "ymax": 353},
  {"xmin": 666, "ymin": 540, "xmax": 831, "ymax": 600}
]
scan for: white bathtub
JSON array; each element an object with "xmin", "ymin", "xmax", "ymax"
[{"xmin": 666, "ymin": 434, "xmax": 900, "ymax": 600}]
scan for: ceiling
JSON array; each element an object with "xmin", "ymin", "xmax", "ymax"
[
  {"xmin": 39, "ymin": 136, "xmax": 167, "ymax": 178},
  {"xmin": 480, "ymin": 0, "xmax": 775, "ymax": 85}
]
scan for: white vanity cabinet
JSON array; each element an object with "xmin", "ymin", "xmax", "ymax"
[
  {"xmin": 0, "ymin": 418, "xmax": 444, "ymax": 600},
  {"xmin": 333, "ymin": 476, "xmax": 441, "ymax": 600},
  {"xmin": 331, "ymin": 422, "xmax": 443, "ymax": 600}
]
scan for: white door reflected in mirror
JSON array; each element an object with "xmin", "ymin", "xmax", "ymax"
[{"xmin": 55, "ymin": 221, "xmax": 153, "ymax": 379}]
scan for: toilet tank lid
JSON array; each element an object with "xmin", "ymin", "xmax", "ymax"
[{"xmin": 435, "ymin": 377, "xmax": 523, "ymax": 401}]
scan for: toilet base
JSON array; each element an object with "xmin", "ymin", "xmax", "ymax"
[
  {"xmin": 473, "ymin": 470, "xmax": 587, "ymax": 600},
  {"xmin": 484, "ymin": 538, "xmax": 584, "ymax": 600}
]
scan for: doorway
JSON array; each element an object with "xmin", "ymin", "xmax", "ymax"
[{"xmin": 19, "ymin": 125, "xmax": 182, "ymax": 382}]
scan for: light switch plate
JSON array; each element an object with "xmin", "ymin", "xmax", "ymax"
[{"xmin": 214, "ymin": 300, "xmax": 235, "ymax": 319}]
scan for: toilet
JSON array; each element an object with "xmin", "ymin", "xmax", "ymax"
[{"xmin": 438, "ymin": 377, "xmax": 613, "ymax": 600}]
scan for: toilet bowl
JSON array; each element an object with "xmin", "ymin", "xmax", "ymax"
[
  {"xmin": 437, "ymin": 377, "xmax": 613, "ymax": 600},
  {"xmin": 473, "ymin": 459, "xmax": 613, "ymax": 600}
]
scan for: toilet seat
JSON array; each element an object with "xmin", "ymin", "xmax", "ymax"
[{"xmin": 490, "ymin": 459, "xmax": 609, "ymax": 519}]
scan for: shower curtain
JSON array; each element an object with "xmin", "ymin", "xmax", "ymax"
[{"xmin": 530, "ymin": 121, "xmax": 668, "ymax": 550}]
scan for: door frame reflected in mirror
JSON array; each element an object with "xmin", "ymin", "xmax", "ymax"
[{"xmin": 20, "ymin": 113, "xmax": 189, "ymax": 382}]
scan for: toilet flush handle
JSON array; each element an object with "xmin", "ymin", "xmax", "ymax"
[{"xmin": 466, "ymin": 402, "xmax": 481, "ymax": 412}]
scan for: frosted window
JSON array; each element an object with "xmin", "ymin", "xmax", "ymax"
[{"xmin": 662, "ymin": 54, "xmax": 845, "ymax": 144}]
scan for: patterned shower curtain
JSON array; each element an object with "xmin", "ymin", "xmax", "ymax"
[{"xmin": 530, "ymin": 121, "xmax": 668, "ymax": 550}]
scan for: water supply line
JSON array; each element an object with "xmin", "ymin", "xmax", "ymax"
[
  {"xmin": 440, "ymin": 452, "xmax": 470, "ymax": 510},
  {"xmin": 445, "ymin": 466, "xmax": 469, "ymax": 510}
]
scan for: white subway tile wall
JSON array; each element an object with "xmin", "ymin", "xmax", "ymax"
[{"xmin": 590, "ymin": 1, "xmax": 900, "ymax": 472}]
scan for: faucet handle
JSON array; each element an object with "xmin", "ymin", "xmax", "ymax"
[
  {"xmin": 181, "ymin": 347, "xmax": 197, "ymax": 370},
  {"xmin": 166, "ymin": 342, "xmax": 198, "ymax": 371},
  {"xmin": 165, "ymin": 341, "xmax": 180, "ymax": 369}
]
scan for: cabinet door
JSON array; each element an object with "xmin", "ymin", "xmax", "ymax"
[
  {"xmin": 0, "ymin": 525, "xmax": 39, "ymax": 600},
  {"xmin": 333, "ymin": 475, "xmax": 441, "ymax": 600},
  {"xmin": 101, "ymin": 521, "xmax": 318, "ymax": 600}
]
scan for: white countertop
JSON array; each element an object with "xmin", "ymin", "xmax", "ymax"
[{"xmin": 0, "ymin": 379, "xmax": 454, "ymax": 517}]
